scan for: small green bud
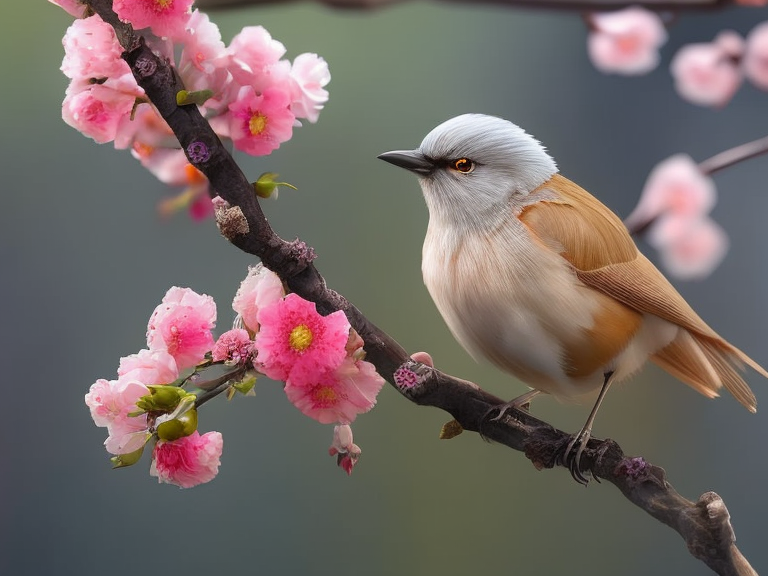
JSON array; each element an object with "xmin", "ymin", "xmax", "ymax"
[
  {"xmin": 252, "ymin": 172, "xmax": 297, "ymax": 199},
  {"xmin": 156, "ymin": 408, "xmax": 198, "ymax": 441},
  {"xmin": 136, "ymin": 385, "xmax": 191, "ymax": 413},
  {"xmin": 176, "ymin": 89, "xmax": 214, "ymax": 107}
]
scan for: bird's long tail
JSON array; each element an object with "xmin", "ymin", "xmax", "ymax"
[{"xmin": 650, "ymin": 329, "xmax": 767, "ymax": 412}]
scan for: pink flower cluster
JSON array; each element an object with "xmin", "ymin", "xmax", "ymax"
[
  {"xmin": 86, "ymin": 287, "xmax": 224, "ymax": 488},
  {"xmin": 587, "ymin": 7, "xmax": 667, "ymax": 75},
  {"xmin": 52, "ymin": 2, "xmax": 330, "ymax": 219},
  {"xmin": 671, "ymin": 22, "xmax": 768, "ymax": 107},
  {"xmin": 625, "ymin": 155, "xmax": 727, "ymax": 279},
  {"xmin": 235, "ymin": 265, "xmax": 386, "ymax": 426},
  {"xmin": 85, "ymin": 270, "xmax": 385, "ymax": 485}
]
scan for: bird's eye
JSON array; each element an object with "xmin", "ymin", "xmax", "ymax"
[{"xmin": 450, "ymin": 158, "xmax": 475, "ymax": 173}]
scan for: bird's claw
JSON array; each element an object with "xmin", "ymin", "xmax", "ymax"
[{"xmin": 559, "ymin": 430, "xmax": 593, "ymax": 485}]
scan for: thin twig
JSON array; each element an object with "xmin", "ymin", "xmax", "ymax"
[
  {"xmin": 82, "ymin": 2, "xmax": 757, "ymax": 574},
  {"xmin": 699, "ymin": 135, "xmax": 768, "ymax": 175}
]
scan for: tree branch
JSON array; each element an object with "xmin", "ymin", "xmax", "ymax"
[
  {"xmin": 196, "ymin": 0, "xmax": 733, "ymax": 12},
  {"xmin": 699, "ymin": 135, "xmax": 768, "ymax": 176},
  {"xmin": 84, "ymin": 2, "xmax": 756, "ymax": 574}
]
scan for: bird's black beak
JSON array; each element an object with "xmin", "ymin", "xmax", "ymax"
[{"xmin": 378, "ymin": 150, "xmax": 434, "ymax": 176}]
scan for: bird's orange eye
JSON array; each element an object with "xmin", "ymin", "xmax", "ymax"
[{"xmin": 450, "ymin": 158, "xmax": 475, "ymax": 173}]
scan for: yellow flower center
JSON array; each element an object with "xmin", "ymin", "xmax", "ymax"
[
  {"xmin": 249, "ymin": 113, "xmax": 268, "ymax": 136},
  {"xmin": 312, "ymin": 386, "xmax": 338, "ymax": 405},
  {"xmin": 155, "ymin": 0, "xmax": 172, "ymax": 8},
  {"xmin": 289, "ymin": 324, "xmax": 313, "ymax": 352}
]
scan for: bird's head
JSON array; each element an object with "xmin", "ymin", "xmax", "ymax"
[{"xmin": 378, "ymin": 114, "xmax": 558, "ymax": 229}]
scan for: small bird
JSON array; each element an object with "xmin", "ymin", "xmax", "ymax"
[{"xmin": 378, "ymin": 113, "xmax": 767, "ymax": 483}]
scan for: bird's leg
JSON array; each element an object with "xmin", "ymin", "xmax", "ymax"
[{"xmin": 560, "ymin": 370, "xmax": 615, "ymax": 485}]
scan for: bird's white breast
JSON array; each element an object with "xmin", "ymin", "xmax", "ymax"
[{"xmin": 422, "ymin": 209, "xmax": 608, "ymax": 398}]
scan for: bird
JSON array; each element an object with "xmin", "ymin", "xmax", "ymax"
[{"xmin": 378, "ymin": 113, "xmax": 767, "ymax": 483}]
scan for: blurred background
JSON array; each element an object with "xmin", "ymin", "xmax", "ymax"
[{"xmin": 3, "ymin": 2, "xmax": 768, "ymax": 575}]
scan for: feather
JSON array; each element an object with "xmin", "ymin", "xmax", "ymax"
[{"xmin": 522, "ymin": 174, "xmax": 765, "ymax": 410}]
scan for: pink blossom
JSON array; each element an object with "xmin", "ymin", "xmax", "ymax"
[
  {"xmin": 647, "ymin": 215, "xmax": 729, "ymax": 280},
  {"xmin": 86, "ymin": 376, "xmax": 152, "ymax": 455},
  {"xmin": 48, "ymin": 0, "xmax": 87, "ymax": 17},
  {"xmin": 177, "ymin": 10, "xmax": 231, "ymax": 113},
  {"xmin": 228, "ymin": 26, "xmax": 286, "ymax": 74},
  {"xmin": 328, "ymin": 424, "xmax": 361, "ymax": 476},
  {"xmin": 62, "ymin": 81, "xmax": 139, "ymax": 144},
  {"xmin": 284, "ymin": 358, "xmax": 385, "ymax": 424},
  {"xmin": 150, "ymin": 431, "xmax": 224, "ymax": 488},
  {"xmin": 86, "ymin": 377, "xmax": 149, "ymax": 428},
  {"xmin": 255, "ymin": 293, "xmax": 350, "ymax": 384},
  {"xmin": 232, "ymin": 264, "xmax": 285, "ymax": 333},
  {"xmin": 588, "ymin": 7, "xmax": 667, "ymax": 75},
  {"xmin": 624, "ymin": 154, "xmax": 716, "ymax": 232},
  {"xmin": 61, "ymin": 16, "xmax": 129, "ymax": 83},
  {"xmin": 113, "ymin": 0, "xmax": 194, "ymax": 40},
  {"xmin": 118, "ymin": 348, "xmax": 179, "ymax": 385},
  {"xmin": 289, "ymin": 53, "xmax": 330, "ymax": 124},
  {"xmin": 744, "ymin": 21, "xmax": 768, "ymax": 91},
  {"xmin": 105, "ymin": 417, "xmax": 151, "ymax": 455},
  {"xmin": 227, "ymin": 86, "xmax": 295, "ymax": 156},
  {"xmin": 212, "ymin": 329, "xmax": 254, "ymax": 364},
  {"xmin": 670, "ymin": 33, "xmax": 744, "ymax": 107},
  {"xmin": 147, "ymin": 287, "xmax": 217, "ymax": 370}
]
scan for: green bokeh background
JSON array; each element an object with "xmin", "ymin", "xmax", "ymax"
[{"xmin": 3, "ymin": 3, "xmax": 768, "ymax": 575}]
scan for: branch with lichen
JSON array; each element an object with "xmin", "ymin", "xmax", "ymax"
[
  {"xmin": 83, "ymin": 1, "xmax": 757, "ymax": 574},
  {"xmin": 196, "ymin": 0, "xmax": 735, "ymax": 12}
]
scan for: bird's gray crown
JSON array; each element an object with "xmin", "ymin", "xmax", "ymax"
[{"xmin": 419, "ymin": 114, "xmax": 557, "ymax": 189}]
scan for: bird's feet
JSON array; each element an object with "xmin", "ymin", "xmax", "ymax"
[
  {"xmin": 486, "ymin": 389, "xmax": 541, "ymax": 422},
  {"xmin": 558, "ymin": 427, "xmax": 594, "ymax": 485}
]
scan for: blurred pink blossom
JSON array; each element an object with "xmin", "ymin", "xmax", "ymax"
[
  {"xmin": 147, "ymin": 287, "xmax": 217, "ymax": 370},
  {"xmin": 624, "ymin": 154, "xmax": 716, "ymax": 232},
  {"xmin": 670, "ymin": 32, "xmax": 744, "ymax": 107},
  {"xmin": 744, "ymin": 21, "xmax": 768, "ymax": 90},
  {"xmin": 212, "ymin": 329, "xmax": 254, "ymax": 364},
  {"xmin": 289, "ymin": 53, "xmax": 331, "ymax": 124},
  {"xmin": 232, "ymin": 264, "xmax": 285, "ymax": 333},
  {"xmin": 587, "ymin": 7, "xmax": 667, "ymax": 75},
  {"xmin": 150, "ymin": 431, "xmax": 224, "ymax": 488},
  {"xmin": 227, "ymin": 85, "xmax": 295, "ymax": 156},
  {"xmin": 113, "ymin": 0, "xmax": 194, "ymax": 40},
  {"xmin": 118, "ymin": 348, "xmax": 179, "ymax": 385},
  {"xmin": 255, "ymin": 293, "xmax": 350, "ymax": 384},
  {"xmin": 284, "ymin": 358, "xmax": 385, "ymax": 425},
  {"xmin": 647, "ymin": 215, "xmax": 729, "ymax": 280}
]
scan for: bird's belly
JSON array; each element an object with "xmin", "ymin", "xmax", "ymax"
[{"xmin": 422, "ymin": 225, "xmax": 663, "ymax": 400}]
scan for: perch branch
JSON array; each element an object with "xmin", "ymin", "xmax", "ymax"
[
  {"xmin": 84, "ymin": 1, "xmax": 756, "ymax": 574},
  {"xmin": 196, "ymin": 0, "xmax": 734, "ymax": 12}
]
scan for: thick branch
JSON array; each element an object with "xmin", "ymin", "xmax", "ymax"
[
  {"xmin": 197, "ymin": 0, "xmax": 732, "ymax": 11},
  {"xmin": 85, "ymin": 2, "xmax": 755, "ymax": 574}
]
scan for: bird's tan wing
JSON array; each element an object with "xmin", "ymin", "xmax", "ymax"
[{"xmin": 520, "ymin": 174, "xmax": 765, "ymax": 410}]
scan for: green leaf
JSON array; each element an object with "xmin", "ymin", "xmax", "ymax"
[{"xmin": 110, "ymin": 445, "xmax": 146, "ymax": 469}]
